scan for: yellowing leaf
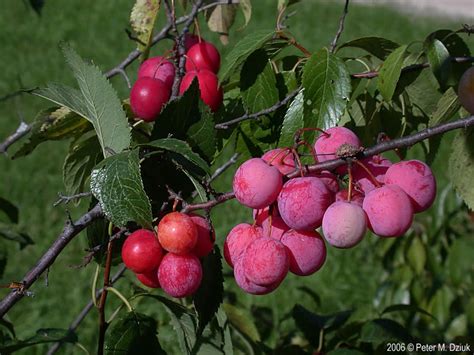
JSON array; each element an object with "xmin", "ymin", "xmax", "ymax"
[
  {"xmin": 206, "ymin": 4, "xmax": 237, "ymax": 45},
  {"xmin": 130, "ymin": 0, "xmax": 161, "ymax": 53}
]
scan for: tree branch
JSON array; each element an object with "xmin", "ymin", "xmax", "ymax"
[
  {"xmin": 97, "ymin": 238, "xmax": 114, "ymax": 355},
  {"xmin": 330, "ymin": 0, "xmax": 350, "ymax": 53},
  {"xmin": 214, "ymin": 88, "xmax": 300, "ymax": 130},
  {"xmin": 53, "ymin": 192, "xmax": 92, "ymax": 207},
  {"xmin": 0, "ymin": 204, "xmax": 103, "ymax": 318},
  {"xmin": 46, "ymin": 264, "xmax": 126, "ymax": 355},
  {"xmin": 0, "ymin": 121, "xmax": 30, "ymax": 155}
]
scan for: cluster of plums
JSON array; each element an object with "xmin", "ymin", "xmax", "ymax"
[
  {"xmin": 121, "ymin": 212, "xmax": 215, "ymax": 298},
  {"xmin": 130, "ymin": 34, "xmax": 223, "ymax": 122},
  {"xmin": 226, "ymin": 126, "xmax": 437, "ymax": 295}
]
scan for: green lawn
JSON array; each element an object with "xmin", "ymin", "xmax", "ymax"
[{"xmin": 0, "ymin": 0, "xmax": 468, "ymax": 353}]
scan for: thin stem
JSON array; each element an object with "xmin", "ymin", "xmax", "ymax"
[
  {"xmin": 347, "ymin": 165, "xmax": 353, "ymax": 202},
  {"xmin": 106, "ymin": 286, "xmax": 133, "ymax": 313},
  {"xmin": 330, "ymin": 0, "xmax": 350, "ymax": 53},
  {"xmin": 91, "ymin": 264, "xmax": 100, "ymax": 308}
]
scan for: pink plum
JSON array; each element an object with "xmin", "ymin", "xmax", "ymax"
[
  {"xmin": 157, "ymin": 253, "xmax": 202, "ymax": 298},
  {"xmin": 223, "ymin": 223, "xmax": 263, "ymax": 268},
  {"xmin": 261, "ymin": 148, "xmax": 296, "ymax": 175},
  {"xmin": 281, "ymin": 230, "xmax": 326, "ymax": 276}
]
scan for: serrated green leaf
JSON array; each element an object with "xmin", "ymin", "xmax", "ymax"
[
  {"xmin": 449, "ymin": 128, "xmax": 474, "ymax": 210},
  {"xmin": 241, "ymin": 51, "xmax": 278, "ymax": 113},
  {"xmin": 90, "ymin": 149, "xmax": 153, "ymax": 228},
  {"xmin": 219, "ymin": 30, "xmax": 275, "ymax": 83},
  {"xmin": 0, "ymin": 223, "xmax": 34, "ymax": 249},
  {"xmin": 145, "ymin": 138, "xmax": 210, "ymax": 175},
  {"xmin": 0, "ymin": 328, "xmax": 77, "ymax": 353},
  {"xmin": 62, "ymin": 43, "xmax": 130, "ymax": 157},
  {"xmin": 382, "ymin": 304, "xmax": 434, "ymax": 319},
  {"xmin": 194, "ymin": 246, "xmax": 224, "ymax": 334},
  {"xmin": 406, "ymin": 237, "xmax": 426, "ymax": 275},
  {"xmin": 302, "ymin": 47, "xmax": 351, "ymax": 129},
  {"xmin": 279, "ymin": 89, "xmax": 304, "ymax": 147},
  {"xmin": 104, "ymin": 312, "xmax": 164, "ymax": 355},
  {"xmin": 63, "ymin": 135, "xmax": 102, "ymax": 196},
  {"xmin": 130, "ymin": 0, "xmax": 160, "ymax": 53},
  {"xmin": 140, "ymin": 294, "xmax": 197, "ymax": 353},
  {"xmin": 0, "ymin": 197, "xmax": 18, "ymax": 224},
  {"xmin": 181, "ymin": 169, "xmax": 207, "ymax": 202},
  {"xmin": 206, "ymin": 4, "xmax": 237, "ymax": 45},
  {"xmin": 360, "ymin": 319, "xmax": 413, "ymax": 345},
  {"xmin": 187, "ymin": 106, "xmax": 217, "ymax": 162},
  {"xmin": 13, "ymin": 107, "xmax": 91, "ymax": 159},
  {"xmin": 337, "ymin": 37, "xmax": 399, "ymax": 60},
  {"xmin": 429, "ymin": 87, "xmax": 460, "ymax": 127},
  {"xmin": 222, "ymin": 303, "xmax": 260, "ymax": 342},
  {"xmin": 424, "ymin": 38, "xmax": 451, "ymax": 89},
  {"xmin": 32, "ymin": 83, "xmax": 89, "ymax": 117},
  {"xmin": 377, "ymin": 45, "xmax": 408, "ymax": 101}
]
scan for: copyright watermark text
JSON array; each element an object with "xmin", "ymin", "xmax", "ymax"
[{"xmin": 386, "ymin": 342, "xmax": 472, "ymax": 353}]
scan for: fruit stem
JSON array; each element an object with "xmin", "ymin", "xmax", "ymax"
[
  {"xmin": 277, "ymin": 31, "xmax": 311, "ymax": 58},
  {"xmin": 267, "ymin": 147, "xmax": 291, "ymax": 166},
  {"xmin": 91, "ymin": 264, "xmax": 100, "ymax": 308},
  {"xmin": 296, "ymin": 140, "xmax": 318, "ymax": 164},
  {"xmin": 97, "ymin": 238, "xmax": 114, "ymax": 355},
  {"xmin": 194, "ymin": 18, "xmax": 202, "ymax": 42},
  {"xmin": 347, "ymin": 164, "xmax": 353, "ymax": 202},
  {"xmin": 291, "ymin": 147, "xmax": 305, "ymax": 177},
  {"xmin": 354, "ymin": 160, "xmax": 382, "ymax": 188},
  {"xmin": 106, "ymin": 286, "xmax": 133, "ymax": 313}
]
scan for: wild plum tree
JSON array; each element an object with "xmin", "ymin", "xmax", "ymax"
[{"xmin": 0, "ymin": 0, "xmax": 473, "ymax": 353}]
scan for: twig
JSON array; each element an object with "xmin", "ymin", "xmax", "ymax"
[
  {"xmin": 210, "ymin": 153, "xmax": 240, "ymax": 181},
  {"xmin": 0, "ymin": 204, "xmax": 103, "ymax": 317},
  {"xmin": 330, "ymin": 0, "xmax": 350, "ymax": 53},
  {"xmin": 200, "ymin": 0, "xmax": 240, "ymax": 12},
  {"xmin": 0, "ymin": 121, "xmax": 30, "ymax": 155},
  {"xmin": 215, "ymin": 88, "xmax": 300, "ymax": 130},
  {"xmin": 46, "ymin": 265, "xmax": 126, "ymax": 355},
  {"xmin": 97, "ymin": 238, "xmax": 114, "ymax": 355},
  {"xmin": 181, "ymin": 191, "xmax": 235, "ymax": 213},
  {"xmin": 53, "ymin": 192, "xmax": 92, "ymax": 207}
]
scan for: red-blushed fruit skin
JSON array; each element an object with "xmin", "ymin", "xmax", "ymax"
[
  {"xmin": 314, "ymin": 127, "xmax": 362, "ymax": 174},
  {"xmin": 233, "ymin": 257, "xmax": 280, "ymax": 295},
  {"xmin": 224, "ymin": 223, "xmax": 263, "ymax": 268},
  {"xmin": 157, "ymin": 253, "xmax": 203, "ymax": 298},
  {"xmin": 157, "ymin": 212, "xmax": 198, "ymax": 255},
  {"xmin": 384, "ymin": 160, "xmax": 437, "ymax": 213},
  {"xmin": 130, "ymin": 77, "xmax": 171, "ymax": 121},
  {"xmin": 277, "ymin": 177, "xmax": 333, "ymax": 231},
  {"xmin": 352, "ymin": 155, "xmax": 392, "ymax": 194},
  {"xmin": 261, "ymin": 215, "xmax": 290, "ymax": 241},
  {"xmin": 243, "ymin": 237, "xmax": 289, "ymax": 286},
  {"xmin": 121, "ymin": 229, "xmax": 163, "ymax": 274},
  {"xmin": 137, "ymin": 56, "xmax": 176, "ymax": 89},
  {"xmin": 136, "ymin": 270, "xmax": 160, "ymax": 288},
  {"xmin": 179, "ymin": 70, "xmax": 223, "ymax": 112},
  {"xmin": 458, "ymin": 66, "xmax": 474, "ymax": 114},
  {"xmin": 190, "ymin": 214, "xmax": 215, "ymax": 258},
  {"xmin": 335, "ymin": 189, "xmax": 364, "ymax": 207},
  {"xmin": 363, "ymin": 185, "xmax": 414, "ymax": 237},
  {"xmin": 261, "ymin": 148, "xmax": 296, "ymax": 175},
  {"xmin": 322, "ymin": 201, "xmax": 367, "ymax": 248},
  {"xmin": 233, "ymin": 158, "xmax": 283, "ymax": 209},
  {"xmin": 308, "ymin": 170, "xmax": 340, "ymax": 194},
  {"xmin": 185, "ymin": 42, "xmax": 221, "ymax": 73},
  {"xmin": 280, "ymin": 229, "xmax": 326, "ymax": 276},
  {"xmin": 253, "ymin": 206, "xmax": 279, "ymax": 225}
]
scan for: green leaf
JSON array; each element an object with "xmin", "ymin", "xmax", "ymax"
[
  {"xmin": 0, "ymin": 223, "xmax": 34, "ymax": 249},
  {"xmin": 140, "ymin": 294, "xmax": 197, "ymax": 353},
  {"xmin": 219, "ymin": 30, "xmax": 275, "ymax": 83},
  {"xmin": 337, "ymin": 37, "xmax": 399, "ymax": 60},
  {"xmin": 302, "ymin": 47, "xmax": 351, "ymax": 129},
  {"xmin": 187, "ymin": 106, "xmax": 217, "ymax": 162},
  {"xmin": 360, "ymin": 319, "xmax": 413, "ymax": 345},
  {"xmin": 239, "ymin": 0, "xmax": 252, "ymax": 28},
  {"xmin": 447, "ymin": 237, "xmax": 474, "ymax": 287},
  {"xmin": 13, "ymin": 107, "xmax": 91, "ymax": 159},
  {"xmin": 241, "ymin": 51, "xmax": 278, "ymax": 113},
  {"xmin": 145, "ymin": 138, "xmax": 210, "ymax": 175},
  {"xmin": 279, "ymin": 90, "xmax": 304, "ymax": 147},
  {"xmin": 194, "ymin": 246, "xmax": 224, "ymax": 334},
  {"xmin": 427, "ymin": 286, "xmax": 455, "ymax": 326},
  {"xmin": 0, "ymin": 197, "xmax": 18, "ymax": 224},
  {"xmin": 63, "ymin": 134, "xmax": 102, "ymax": 196},
  {"xmin": 206, "ymin": 4, "xmax": 238, "ymax": 45},
  {"xmin": 90, "ymin": 149, "xmax": 153, "ymax": 228},
  {"xmin": 130, "ymin": 0, "xmax": 160, "ymax": 53},
  {"xmin": 104, "ymin": 312, "xmax": 164, "ymax": 354},
  {"xmin": 381, "ymin": 304, "xmax": 434, "ymax": 319},
  {"xmin": 222, "ymin": 303, "xmax": 260, "ymax": 342},
  {"xmin": 181, "ymin": 169, "xmax": 207, "ymax": 202},
  {"xmin": 429, "ymin": 87, "xmax": 460, "ymax": 127},
  {"xmin": 377, "ymin": 45, "xmax": 408, "ymax": 101},
  {"xmin": 0, "ymin": 328, "xmax": 77, "ymax": 353},
  {"xmin": 406, "ymin": 237, "xmax": 426, "ymax": 275},
  {"xmin": 327, "ymin": 350, "xmax": 365, "ymax": 355},
  {"xmin": 449, "ymin": 128, "xmax": 474, "ymax": 210},
  {"xmin": 34, "ymin": 44, "xmax": 131, "ymax": 158},
  {"xmin": 424, "ymin": 38, "xmax": 451, "ymax": 89}
]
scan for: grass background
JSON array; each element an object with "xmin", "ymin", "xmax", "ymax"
[{"xmin": 0, "ymin": 0, "xmax": 470, "ymax": 353}]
